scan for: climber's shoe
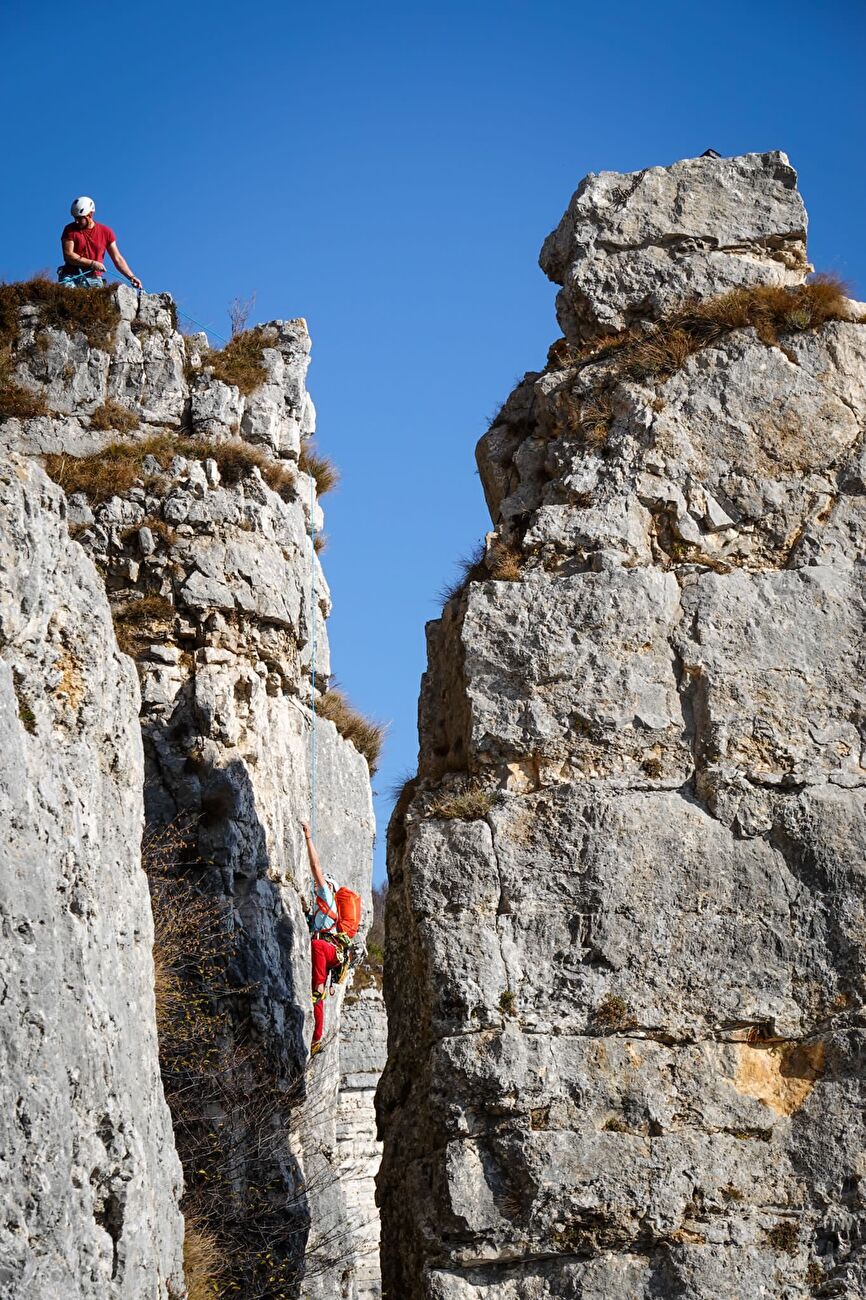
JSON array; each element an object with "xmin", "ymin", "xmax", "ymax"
[{"xmin": 310, "ymin": 1040, "xmax": 323, "ymax": 1057}]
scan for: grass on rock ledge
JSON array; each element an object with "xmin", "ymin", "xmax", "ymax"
[
  {"xmin": 0, "ymin": 276, "xmax": 121, "ymax": 353},
  {"xmin": 427, "ymin": 784, "xmax": 494, "ymax": 821},
  {"xmin": 316, "ymin": 688, "xmax": 385, "ymax": 774},
  {"xmin": 560, "ymin": 275, "xmax": 856, "ymax": 444},
  {"xmin": 43, "ymin": 434, "xmax": 297, "ymax": 504},
  {"xmin": 203, "ymin": 325, "xmax": 274, "ymax": 395}
]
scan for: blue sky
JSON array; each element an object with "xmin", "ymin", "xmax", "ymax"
[{"xmin": 5, "ymin": 0, "xmax": 866, "ymax": 881}]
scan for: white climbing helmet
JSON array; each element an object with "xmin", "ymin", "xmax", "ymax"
[{"xmin": 70, "ymin": 196, "xmax": 95, "ymax": 218}]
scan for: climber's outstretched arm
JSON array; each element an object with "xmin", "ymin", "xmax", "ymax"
[{"xmin": 302, "ymin": 822, "xmax": 326, "ymax": 892}]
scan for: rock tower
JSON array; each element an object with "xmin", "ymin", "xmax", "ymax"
[{"xmin": 378, "ymin": 152, "xmax": 866, "ymax": 1298}]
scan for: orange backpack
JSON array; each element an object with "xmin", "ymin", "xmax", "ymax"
[{"xmin": 316, "ymin": 883, "xmax": 362, "ymax": 939}]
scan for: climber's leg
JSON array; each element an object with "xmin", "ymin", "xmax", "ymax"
[{"xmin": 310, "ymin": 937, "xmax": 339, "ymax": 1044}]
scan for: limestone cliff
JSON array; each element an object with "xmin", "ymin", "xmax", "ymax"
[
  {"xmin": 0, "ymin": 455, "xmax": 184, "ymax": 1298},
  {"xmin": 378, "ymin": 151, "xmax": 866, "ymax": 1298},
  {"xmin": 0, "ymin": 283, "xmax": 380, "ymax": 1297}
]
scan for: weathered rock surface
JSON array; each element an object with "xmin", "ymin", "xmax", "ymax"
[
  {"xmin": 379, "ymin": 151, "xmax": 866, "ymax": 1298},
  {"xmin": 1, "ymin": 288, "xmax": 379, "ymax": 1296},
  {"xmin": 337, "ymin": 990, "xmax": 388, "ymax": 1300},
  {"xmin": 540, "ymin": 150, "xmax": 810, "ymax": 343},
  {"xmin": 0, "ymin": 456, "xmax": 184, "ymax": 1298}
]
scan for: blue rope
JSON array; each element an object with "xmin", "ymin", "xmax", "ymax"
[
  {"xmin": 61, "ymin": 267, "xmax": 230, "ymax": 345},
  {"xmin": 309, "ymin": 473, "xmax": 318, "ymax": 844}
]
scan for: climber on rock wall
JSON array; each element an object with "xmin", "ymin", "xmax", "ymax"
[
  {"xmin": 59, "ymin": 196, "xmax": 142, "ymax": 288},
  {"xmin": 302, "ymin": 821, "xmax": 354, "ymax": 1057}
]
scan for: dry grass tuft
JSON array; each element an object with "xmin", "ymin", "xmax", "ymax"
[
  {"xmin": 593, "ymin": 994, "xmax": 633, "ymax": 1031},
  {"xmin": 299, "ymin": 442, "xmax": 340, "ymax": 496},
  {"xmin": 439, "ymin": 541, "xmax": 488, "ymax": 607},
  {"xmin": 558, "ymin": 276, "xmax": 853, "ymax": 444},
  {"xmin": 316, "ymin": 688, "xmax": 386, "ymax": 774},
  {"xmin": 0, "ymin": 368, "xmax": 48, "ymax": 420},
  {"xmin": 88, "ymin": 399, "xmax": 139, "ymax": 432},
  {"xmin": 203, "ymin": 325, "xmax": 274, "ymax": 394},
  {"xmin": 487, "ymin": 538, "xmax": 523, "ymax": 581},
  {"xmin": 0, "ymin": 276, "xmax": 121, "ymax": 353},
  {"xmin": 313, "ymin": 532, "xmax": 328, "ymax": 554},
  {"xmin": 182, "ymin": 1219, "xmax": 227, "ymax": 1300},
  {"xmin": 112, "ymin": 594, "xmax": 175, "ymax": 657},
  {"xmin": 44, "ymin": 434, "xmax": 297, "ymax": 505},
  {"xmin": 427, "ymin": 783, "xmax": 494, "ymax": 821}
]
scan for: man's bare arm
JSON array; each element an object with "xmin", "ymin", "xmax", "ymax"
[
  {"xmin": 302, "ymin": 822, "xmax": 326, "ymax": 892},
  {"xmin": 62, "ymin": 237, "xmax": 104, "ymax": 272},
  {"xmin": 107, "ymin": 241, "xmax": 142, "ymax": 289}
]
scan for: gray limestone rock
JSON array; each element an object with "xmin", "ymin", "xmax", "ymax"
[
  {"xmin": 540, "ymin": 150, "xmax": 810, "ymax": 343},
  {"xmin": 0, "ymin": 456, "xmax": 184, "ymax": 1299},
  {"xmin": 380, "ymin": 151, "xmax": 866, "ymax": 1299}
]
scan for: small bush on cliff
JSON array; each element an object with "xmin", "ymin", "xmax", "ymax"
[
  {"xmin": 203, "ymin": 324, "xmax": 273, "ymax": 394},
  {"xmin": 44, "ymin": 434, "xmax": 297, "ymax": 504},
  {"xmin": 299, "ymin": 441, "xmax": 340, "ymax": 496},
  {"xmin": 0, "ymin": 276, "xmax": 121, "ymax": 352},
  {"xmin": 316, "ymin": 688, "xmax": 386, "ymax": 774},
  {"xmin": 88, "ymin": 398, "xmax": 139, "ymax": 433},
  {"xmin": 0, "ymin": 365, "xmax": 48, "ymax": 420},
  {"xmin": 593, "ymin": 993, "xmax": 633, "ymax": 1031}
]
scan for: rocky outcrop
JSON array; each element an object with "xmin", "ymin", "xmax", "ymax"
[
  {"xmin": 1, "ymin": 283, "xmax": 379, "ymax": 1296},
  {"xmin": 379, "ymin": 151, "xmax": 866, "ymax": 1298},
  {"xmin": 0, "ymin": 456, "xmax": 184, "ymax": 1298}
]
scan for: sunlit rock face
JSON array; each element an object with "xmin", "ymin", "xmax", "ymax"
[
  {"xmin": 1, "ymin": 286, "xmax": 378, "ymax": 1298},
  {"xmin": 0, "ymin": 456, "xmax": 184, "ymax": 1299},
  {"xmin": 378, "ymin": 151, "xmax": 866, "ymax": 1299}
]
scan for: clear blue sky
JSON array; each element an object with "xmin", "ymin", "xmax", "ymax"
[{"xmin": 5, "ymin": 0, "xmax": 865, "ymax": 881}]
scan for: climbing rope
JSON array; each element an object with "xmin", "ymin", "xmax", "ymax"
[
  {"xmin": 309, "ymin": 470, "xmax": 318, "ymax": 845},
  {"xmin": 59, "ymin": 269, "xmax": 230, "ymax": 344}
]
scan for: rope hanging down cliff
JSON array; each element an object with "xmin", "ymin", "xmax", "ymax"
[{"xmin": 308, "ymin": 470, "xmax": 318, "ymax": 844}]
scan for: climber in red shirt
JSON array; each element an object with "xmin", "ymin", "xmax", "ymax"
[{"xmin": 59, "ymin": 196, "xmax": 142, "ymax": 289}]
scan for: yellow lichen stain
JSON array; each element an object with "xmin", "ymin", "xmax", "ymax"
[
  {"xmin": 53, "ymin": 646, "xmax": 85, "ymax": 711},
  {"xmin": 733, "ymin": 1040, "xmax": 825, "ymax": 1116}
]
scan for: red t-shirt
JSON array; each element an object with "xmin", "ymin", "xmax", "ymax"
[{"xmin": 61, "ymin": 221, "xmax": 116, "ymax": 275}]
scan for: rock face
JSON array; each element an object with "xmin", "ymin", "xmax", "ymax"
[
  {"xmin": 379, "ymin": 151, "xmax": 866, "ymax": 1299},
  {"xmin": 1, "ymin": 285, "xmax": 379, "ymax": 1296},
  {"xmin": 0, "ymin": 456, "xmax": 184, "ymax": 1298},
  {"xmin": 338, "ymin": 990, "xmax": 388, "ymax": 1300}
]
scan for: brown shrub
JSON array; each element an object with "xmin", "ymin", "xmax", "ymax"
[
  {"xmin": 313, "ymin": 532, "xmax": 328, "ymax": 554},
  {"xmin": 88, "ymin": 399, "xmax": 139, "ymax": 433},
  {"xmin": 593, "ymin": 994, "xmax": 633, "ymax": 1031},
  {"xmin": 487, "ymin": 539, "xmax": 522, "ymax": 581},
  {"xmin": 203, "ymin": 325, "xmax": 274, "ymax": 394},
  {"xmin": 299, "ymin": 442, "xmax": 340, "ymax": 496},
  {"xmin": 316, "ymin": 688, "xmax": 386, "ymax": 774}
]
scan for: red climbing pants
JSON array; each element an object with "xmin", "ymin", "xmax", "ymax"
[{"xmin": 311, "ymin": 937, "xmax": 339, "ymax": 1043}]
